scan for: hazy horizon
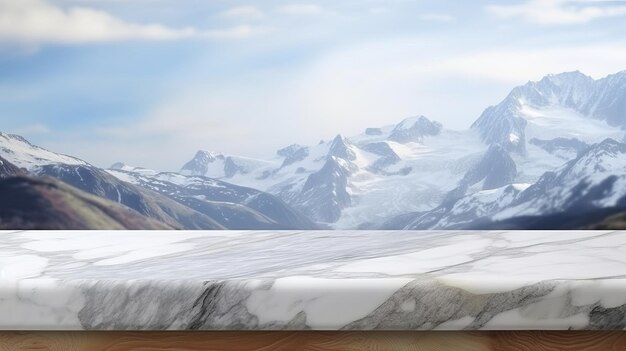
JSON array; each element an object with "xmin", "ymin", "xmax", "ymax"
[{"xmin": 2, "ymin": 0, "xmax": 626, "ymax": 171}]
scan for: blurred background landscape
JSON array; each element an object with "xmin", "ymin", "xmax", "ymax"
[{"xmin": 1, "ymin": 0, "xmax": 626, "ymax": 229}]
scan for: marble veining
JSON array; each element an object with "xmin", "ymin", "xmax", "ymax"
[{"xmin": 1, "ymin": 230, "xmax": 625, "ymax": 330}]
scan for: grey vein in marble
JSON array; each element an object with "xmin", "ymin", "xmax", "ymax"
[{"xmin": 0, "ymin": 230, "xmax": 625, "ymax": 330}]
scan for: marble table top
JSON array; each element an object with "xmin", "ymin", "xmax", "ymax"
[{"xmin": 1, "ymin": 230, "xmax": 625, "ymax": 330}]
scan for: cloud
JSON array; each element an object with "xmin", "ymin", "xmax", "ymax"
[
  {"xmin": 219, "ymin": 5, "xmax": 265, "ymax": 20},
  {"xmin": 418, "ymin": 13, "xmax": 456, "ymax": 22},
  {"xmin": 369, "ymin": 7, "xmax": 391, "ymax": 15},
  {"xmin": 277, "ymin": 4, "xmax": 323, "ymax": 15},
  {"xmin": 0, "ymin": 0, "xmax": 262, "ymax": 44},
  {"xmin": 487, "ymin": 0, "xmax": 626, "ymax": 25}
]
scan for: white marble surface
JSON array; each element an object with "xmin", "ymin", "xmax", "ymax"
[{"xmin": 0, "ymin": 230, "xmax": 625, "ymax": 330}]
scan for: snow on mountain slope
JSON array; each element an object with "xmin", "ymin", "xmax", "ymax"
[
  {"xmin": 470, "ymin": 71, "xmax": 626, "ymax": 188},
  {"xmin": 472, "ymin": 71, "xmax": 626, "ymax": 154},
  {"xmin": 528, "ymin": 137, "xmax": 588, "ymax": 161},
  {"xmin": 119, "ymin": 71, "xmax": 626, "ymax": 228},
  {"xmin": 269, "ymin": 135, "xmax": 386, "ymax": 223},
  {"xmin": 388, "ymin": 183, "xmax": 530, "ymax": 230},
  {"xmin": 459, "ymin": 144, "xmax": 517, "ymax": 191},
  {"xmin": 0, "ymin": 133, "xmax": 309, "ymax": 230},
  {"xmin": 174, "ymin": 115, "xmax": 493, "ymax": 227},
  {"xmin": 387, "ymin": 115, "xmax": 442, "ymax": 143},
  {"xmin": 37, "ymin": 164, "xmax": 225, "ymax": 230},
  {"xmin": 180, "ymin": 117, "xmax": 487, "ymax": 228},
  {"xmin": 504, "ymin": 103, "xmax": 623, "ymax": 185},
  {"xmin": 0, "ymin": 132, "xmax": 87, "ymax": 170},
  {"xmin": 174, "ymin": 116, "xmax": 510, "ymax": 227},
  {"xmin": 587, "ymin": 71, "xmax": 626, "ymax": 127},
  {"xmin": 180, "ymin": 151, "xmax": 275, "ymax": 179},
  {"xmin": 335, "ymin": 129, "xmax": 487, "ymax": 228},
  {"xmin": 494, "ymin": 138, "xmax": 626, "ymax": 221},
  {"xmin": 107, "ymin": 169, "xmax": 320, "ymax": 229},
  {"xmin": 386, "ymin": 72, "xmax": 626, "ymax": 230},
  {"xmin": 521, "ymin": 105, "xmax": 622, "ymax": 142},
  {"xmin": 437, "ymin": 184, "xmax": 530, "ymax": 228},
  {"xmin": 110, "ymin": 162, "xmax": 158, "ymax": 177},
  {"xmin": 275, "ymin": 72, "xmax": 626, "ymax": 227}
]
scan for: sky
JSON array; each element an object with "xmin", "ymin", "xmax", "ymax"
[{"xmin": 1, "ymin": 0, "xmax": 626, "ymax": 171}]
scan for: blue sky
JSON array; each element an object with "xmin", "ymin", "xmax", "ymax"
[{"xmin": 1, "ymin": 0, "xmax": 626, "ymax": 170}]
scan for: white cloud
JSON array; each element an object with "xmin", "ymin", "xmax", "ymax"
[
  {"xmin": 369, "ymin": 7, "xmax": 391, "ymax": 15},
  {"xmin": 219, "ymin": 5, "xmax": 265, "ymax": 20},
  {"xmin": 0, "ymin": 0, "xmax": 262, "ymax": 44},
  {"xmin": 277, "ymin": 4, "xmax": 323, "ymax": 15},
  {"xmin": 418, "ymin": 13, "xmax": 455, "ymax": 22},
  {"xmin": 487, "ymin": 0, "xmax": 626, "ymax": 25}
]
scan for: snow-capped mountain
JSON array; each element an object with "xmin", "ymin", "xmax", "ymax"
[
  {"xmin": 107, "ymin": 169, "xmax": 320, "ymax": 229},
  {"xmin": 387, "ymin": 115, "xmax": 442, "ymax": 143},
  {"xmin": 172, "ymin": 113, "xmax": 541, "ymax": 227},
  {"xmin": 387, "ymin": 137, "xmax": 626, "ymax": 230},
  {"xmin": 379, "ymin": 142, "xmax": 522, "ymax": 230},
  {"xmin": 528, "ymin": 137, "xmax": 588, "ymax": 160},
  {"xmin": 0, "ymin": 132, "xmax": 87, "ymax": 170},
  {"xmin": 180, "ymin": 151, "xmax": 273, "ymax": 179},
  {"xmin": 110, "ymin": 162, "xmax": 158, "ymax": 176},
  {"xmin": 458, "ymin": 144, "xmax": 517, "ymax": 192},
  {"xmin": 0, "ymin": 133, "xmax": 318, "ymax": 230},
  {"xmin": 269, "ymin": 135, "xmax": 368, "ymax": 223},
  {"xmin": 178, "ymin": 117, "xmax": 488, "ymax": 227},
  {"xmin": 3, "ymin": 70, "xmax": 626, "ymax": 230},
  {"xmin": 376, "ymin": 71, "xmax": 626, "ymax": 230},
  {"xmin": 382, "ymin": 183, "xmax": 529, "ymax": 230},
  {"xmin": 494, "ymin": 138, "xmax": 626, "ymax": 221},
  {"xmin": 37, "ymin": 164, "xmax": 225, "ymax": 230},
  {"xmin": 170, "ymin": 70, "xmax": 626, "ymax": 228},
  {"xmin": 472, "ymin": 71, "xmax": 626, "ymax": 154}
]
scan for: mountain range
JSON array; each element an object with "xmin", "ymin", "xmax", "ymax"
[{"xmin": 1, "ymin": 70, "xmax": 626, "ymax": 230}]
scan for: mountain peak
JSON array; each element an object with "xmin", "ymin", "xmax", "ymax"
[
  {"xmin": 460, "ymin": 143, "xmax": 517, "ymax": 191},
  {"xmin": 0, "ymin": 131, "xmax": 88, "ymax": 170},
  {"xmin": 0, "ymin": 132, "xmax": 32, "ymax": 145},
  {"xmin": 388, "ymin": 115, "xmax": 442, "ymax": 143},
  {"xmin": 396, "ymin": 115, "xmax": 425, "ymax": 129},
  {"xmin": 546, "ymin": 70, "xmax": 587, "ymax": 79},
  {"xmin": 195, "ymin": 150, "xmax": 224, "ymax": 161},
  {"xmin": 546, "ymin": 137, "xmax": 626, "ymax": 188},
  {"xmin": 395, "ymin": 115, "xmax": 437, "ymax": 130},
  {"xmin": 277, "ymin": 144, "xmax": 305, "ymax": 158},
  {"xmin": 277, "ymin": 144, "xmax": 309, "ymax": 168},
  {"xmin": 331, "ymin": 134, "xmax": 346, "ymax": 143},
  {"xmin": 180, "ymin": 150, "xmax": 225, "ymax": 176},
  {"xmin": 539, "ymin": 70, "xmax": 593, "ymax": 89},
  {"xmin": 110, "ymin": 162, "xmax": 126, "ymax": 170},
  {"xmin": 581, "ymin": 138, "xmax": 625, "ymax": 157},
  {"xmin": 470, "ymin": 69, "xmax": 626, "ymax": 154},
  {"xmin": 328, "ymin": 134, "xmax": 356, "ymax": 161}
]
